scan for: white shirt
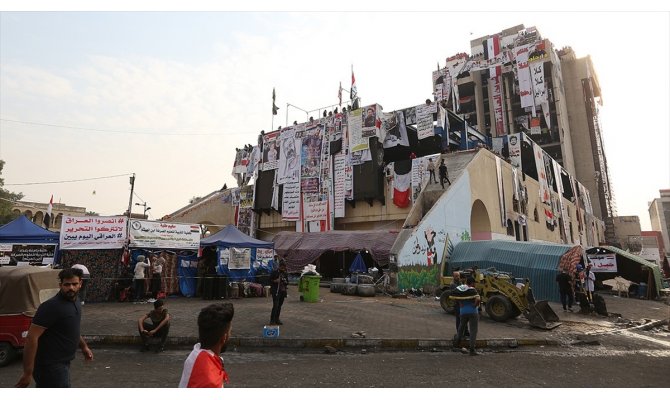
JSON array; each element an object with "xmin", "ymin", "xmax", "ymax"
[
  {"xmin": 134, "ymin": 261, "xmax": 149, "ymax": 279},
  {"xmin": 586, "ymin": 270, "xmax": 596, "ymax": 292}
]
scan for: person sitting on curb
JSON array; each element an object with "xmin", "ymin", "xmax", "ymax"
[{"xmin": 137, "ymin": 299, "xmax": 171, "ymax": 353}]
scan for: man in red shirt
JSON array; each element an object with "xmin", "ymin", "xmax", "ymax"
[{"xmin": 179, "ymin": 303, "xmax": 234, "ymax": 388}]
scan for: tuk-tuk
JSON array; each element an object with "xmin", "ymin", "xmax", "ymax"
[{"xmin": 0, "ymin": 266, "xmax": 61, "ymax": 367}]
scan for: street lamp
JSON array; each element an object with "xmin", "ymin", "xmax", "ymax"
[{"xmin": 135, "ymin": 202, "xmax": 150, "ymax": 218}]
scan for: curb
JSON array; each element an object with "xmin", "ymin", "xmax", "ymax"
[{"xmin": 83, "ymin": 334, "xmax": 559, "ymax": 350}]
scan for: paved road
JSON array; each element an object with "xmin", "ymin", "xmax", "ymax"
[{"xmin": 2, "ymin": 345, "xmax": 669, "ymax": 388}]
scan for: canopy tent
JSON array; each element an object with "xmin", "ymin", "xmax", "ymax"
[
  {"xmin": 349, "ymin": 253, "xmax": 368, "ymax": 274},
  {"xmin": 448, "ymin": 240, "xmax": 581, "ymax": 302},
  {"xmin": 201, "ymin": 224, "xmax": 273, "ymax": 248},
  {"xmin": 200, "ymin": 224, "xmax": 273, "ymax": 282},
  {"xmin": 586, "ymin": 246, "xmax": 662, "ymax": 299},
  {"xmin": 0, "ymin": 215, "xmax": 59, "ymax": 244},
  {"xmin": 273, "ymin": 230, "xmax": 398, "ymax": 273}
]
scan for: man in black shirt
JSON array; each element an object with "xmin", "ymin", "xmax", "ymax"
[
  {"xmin": 269, "ymin": 261, "xmax": 289, "ymax": 325},
  {"xmin": 556, "ymin": 268, "xmax": 574, "ymax": 312},
  {"xmin": 15, "ymin": 268, "xmax": 93, "ymax": 388}
]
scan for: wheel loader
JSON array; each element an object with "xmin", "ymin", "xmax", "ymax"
[{"xmin": 438, "ymin": 269, "xmax": 561, "ymax": 330}]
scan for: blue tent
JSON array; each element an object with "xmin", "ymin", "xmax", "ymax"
[
  {"xmin": 0, "ymin": 215, "xmax": 59, "ymax": 244},
  {"xmin": 349, "ymin": 253, "xmax": 368, "ymax": 274},
  {"xmin": 200, "ymin": 225, "xmax": 273, "ymax": 282},
  {"xmin": 200, "ymin": 224, "xmax": 273, "ymax": 248}
]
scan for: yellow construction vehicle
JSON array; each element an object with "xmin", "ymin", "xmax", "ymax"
[{"xmin": 438, "ymin": 269, "xmax": 561, "ymax": 330}]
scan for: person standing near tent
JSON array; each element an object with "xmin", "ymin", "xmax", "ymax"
[
  {"xmin": 71, "ymin": 264, "xmax": 90, "ymax": 305},
  {"xmin": 585, "ymin": 264, "xmax": 596, "ymax": 303},
  {"xmin": 15, "ymin": 268, "xmax": 93, "ymax": 388},
  {"xmin": 150, "ymin": 253, "xmax": 165, "ymax": 300},
  {"xmin": 134, "ymin": 255, "xmax": 150, "ymax": 302},
  {"xmin": 270, "ymin": 260, "xmax": 289, "ymax": 325}
]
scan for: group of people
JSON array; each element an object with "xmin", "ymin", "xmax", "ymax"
[
  {"xmin": 15, "ymin": 253, "xmax": 292, "ymax": 388},
  {"xmin": 556, "ymin": 263, "xmax": 596, "ymax": 311},
  {"xmin": 15, "ymin": 266, "xmax": 236, "ymax": 388},
  {"xmin": 133, "ymin": 252, "xmax": 166, "ymax": 302}
]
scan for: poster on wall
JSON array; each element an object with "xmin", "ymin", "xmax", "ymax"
[
  {"xmin": 587, "ymin": 253, "xmax": 617, "ymax": 273},
  {"xmin": 255, "ymin": 248, "xmax": 274, "ymax": 266},
  {"xmin": 411, "ymin": 157, "xmax": 429, "ymax": 203},
  {"xmin": 228, "ymin": 247, "xmax": 251, "ymax": 269},
  {"xmin": 333, "ymin": 153, "xmax": 346, "ymax": 218},
  {"xmin": 382, "ymin": 110, "xmax": 409, "ymax": 149},
  {"xmin": 303, "ymin": 199, "xmax": 328, "ymax": 221},
  {"xmin": 239, "ymin": 185, "xmax": 254, "ymax": 208},
  {"xmin": 262, "ymin": 130, "xmax": 280, "ymax": 171},
  {"xmin": 277, "ymin": 127, "xmax": 301, "ymax": 184},
  {"xmin": 508, "ymin": 133, "xmax": 522, "ymax": 169},
  {"xmin": 490, "ymin": 76, "xmax": 506, "ymax": 135},
  {"xmin": 236, "ymin": 207, "xmax": 253, "ymax": 236},
  {"xmin": 129, "ymin": 220, "xmax": 201, "ymax": 249},
  {"xmin": 416, "ymin": 104, "xmax": 434, "ymax": 140},
  {"xmin": 300, "ymin": 123, "xmax": 323, "ymax": 193},
  {"xmin": 281, "ymin": 181, "xmax": 301, "ymax": 221},
  {"xmin": 60, "ymin": 216, "xmax": 127, "ymax": 250},
  {"xmin": 348, "ymin": 108, "xmax": 367, "ymax": 152},
  {"xmin": 533, "ymin": 142, "xmax": 551, "ymax": 205}
]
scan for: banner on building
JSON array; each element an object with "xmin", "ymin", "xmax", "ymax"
[
  {"xmin": 303, "ymin": 199, "xmax": 328, "ymax": 221},
  {"xmin": 508, "ymin": 133, "xmax": 522, "ymax": 169},
  {"xmin": 262, "ymin": 130, "xmax": 280, "ymax": 171},
  {"xmin": 236, "ymin": 207, "xmax": 254, "ymax": 236},
  {"xmin": 533, "ymin": 142, "xmax": 551, "ymax": 206},
  {"xmin": 333, "ymin": 153, "xmax": 346, "ymax": 218},
  {"xmin": 282, "ymin": 181, "xmax": 301, "ymax": 221},
  {"xmin": 495, "ymin": 157, "xmax": 507, "ymax": 227},
  {"xmin": 60, "ymin": 216, "xmax": 127, "ymax": 250},
  {"xmin": 382, "ymin": 111, "xmax": 409, "ymax": 148},
  {"xmin": 416, "ymin": 104, "xmax": 434, "ymax": 140},
  {"xmin": 129, "ymin": 220, "xmax": 201, "ymax": 249},
  {"xmin": 277, "ymin": 127, "xmax": 301, "ymax": 184},
  {"xmin": 0, "ymin": 244, "xmax": 56, "ymax": 266},
  {"xmin": 239, "ymin": 185, "xmax": 254, "ymax": 208},
  {"xmin": 228, "ymin": 247, "xmax": 251, "ymax": 270},
  {"xmin": 514, "ymin": 43, "xmax": 535, "ymax": 109},
  {"xmin": 490, "ymin": 76, "xmax": 506, "ymax": 135}
]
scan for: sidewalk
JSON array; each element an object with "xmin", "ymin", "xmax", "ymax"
[{"xmin": 80, "ymin": 286, "xmax": 670, "ymax": 351}]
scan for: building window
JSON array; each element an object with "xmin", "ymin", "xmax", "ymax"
[{"xmin": 533, "ymin": 208, "xmax": 539, "ymax": 222}]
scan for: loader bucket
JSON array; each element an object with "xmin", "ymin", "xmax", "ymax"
[{"xmin": 526, "ymin": 300, "xmax": 562, "ymax": 330}]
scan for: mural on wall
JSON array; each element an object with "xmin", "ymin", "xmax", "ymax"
[{"xmin": 396, "ymin": 170, "xmax": 472, "ymax": 291}]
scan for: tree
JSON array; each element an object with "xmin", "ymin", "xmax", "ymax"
[
  {"xmin": 85, "ymin": 211, "xmax": 99, "ymax": 216},
  {"xmin": 0, "ymin": 160, "xmax": 24, "ymax": 224}
]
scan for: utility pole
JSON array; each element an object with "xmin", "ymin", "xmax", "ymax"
[{"xmin": 127, "ymin": 173, "xmax": 135, "ymax": 218}]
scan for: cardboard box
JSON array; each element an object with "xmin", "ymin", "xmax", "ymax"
[{"xmin": 262, "ymin": 325, "xmax": 280, "ymax": 338}]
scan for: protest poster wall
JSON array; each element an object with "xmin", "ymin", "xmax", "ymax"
[{"xmin": 60, "ymin": 216, "xmax": 127, "ymax": 250}]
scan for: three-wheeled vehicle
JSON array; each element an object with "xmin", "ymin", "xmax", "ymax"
[{"xmin": 0, "ymin": 266, "xmax": 60, "ymax": 367}]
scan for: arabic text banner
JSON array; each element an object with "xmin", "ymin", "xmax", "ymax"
[
  {"xmin": 129, "ymin": 219, "xmax": 201, "ymax": 249},
  {"xmin": 60, "ymin": 216, "xmax": 127, "ymax": 250}
]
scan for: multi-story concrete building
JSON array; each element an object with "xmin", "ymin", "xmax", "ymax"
[
  {"xmin": 447, "ymin": 24, "xmax": 616, "ymax": 241},
  {"xmin": 610, "ymin": 215, "xmax": 642, "ymax": 251},
  {"xmin": 649, "ymin": 189, "xmax": 670, "ymax": 256}
]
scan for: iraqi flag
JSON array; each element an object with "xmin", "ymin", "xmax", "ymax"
[
  {"xmin": 393, "ymin": 171, "xmax": 411, "ymax": 208},
  {"xmin": 43, "ymin": 195, "xmax": 53, "ymax": 229},
  {"xmin": 483, "ymin": 34, "xmax": 501, "ymax": 77}
]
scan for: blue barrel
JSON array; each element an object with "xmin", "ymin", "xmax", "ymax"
[{"xmin": 638, "ymin": 282, "xmax": 648, "ymax": 298}]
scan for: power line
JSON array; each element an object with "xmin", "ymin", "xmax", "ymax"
[
  {"xmin": 0, "ymin": 118, "xmax": 256, "ymax": 137},
  {"xmin": 4, "ymin": 173, "xmax": 132, "ymax": 186}
]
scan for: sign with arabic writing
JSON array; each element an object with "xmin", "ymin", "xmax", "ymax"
[
  {"xmin": 586, "ymin": 253, "xmax": 618, "ymax": 273},
  {"xmin": 129, "ymin": 219, "xmax": 201, "ymax": 249},
  {"xmin": 0, "ymin": 244, "xmax": 56, "ymax": 265},
  {"xmin": 60, "ymin": 216, "xmax": 127, "ymax": 250}
]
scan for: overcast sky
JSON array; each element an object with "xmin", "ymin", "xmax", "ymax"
[{"xmin": 1, "ymin": 3, "xmax": 668, "ymax": 229}]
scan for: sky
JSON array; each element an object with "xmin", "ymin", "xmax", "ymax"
[{"xmin": 0, "ymin": 3, "xmax": 668, "ymax": 230}]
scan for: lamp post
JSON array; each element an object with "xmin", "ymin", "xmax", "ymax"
[{"xmin": 135, "ymin": 202, "xmax": 150, "ymax": 218}]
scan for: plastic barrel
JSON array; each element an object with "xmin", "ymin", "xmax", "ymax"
[
  {"xmin": 357, "ymin": 284, "xmax": 375, "ymax": 297},
  {"xmin": 302, "ymin": 275, "xmax": 321, "ymax": 303}
]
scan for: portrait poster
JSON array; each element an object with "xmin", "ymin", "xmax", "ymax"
[
  {"xmin": 277, "ymin": 127, "xmax": 301, "ymax": 184},
  {"xmin": 262, "ymin": 130, "xmax": 280, "ymax": 171},
  {"xmin": 348, "ymin": 108, "xmax": 368, "ymax": 152},
  {"xmin": 382, "ymin": 111, "xmax": 409, "ymax": 149}
]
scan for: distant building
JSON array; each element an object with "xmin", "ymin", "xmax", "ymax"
[
  {"xmin": 648, "ymin": 189, "xmax": 670, "ymax": 256},
  {"xmin": 610, "ymin": 216, "xmax": 642, "ymax": 250},
  {"xmin": 10, "ymin": 200, "xmax": 87, "ymax": 232}
]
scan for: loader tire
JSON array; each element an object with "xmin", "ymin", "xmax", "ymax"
[
  {"xmin": 486, "ymin": 295, "xmax": 513, "ymax": 322},
  {"xmin": 440, "ymin": 290, "xmax": 457, "ymax": 314},
  {"xmin": 0, "ymin": 342, "xmax": 17, "ymax": 368}
]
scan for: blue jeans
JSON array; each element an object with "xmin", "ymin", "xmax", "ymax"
[{"xmin": 34, "ymin": 362, "xmax": 71, "ymax": 388}]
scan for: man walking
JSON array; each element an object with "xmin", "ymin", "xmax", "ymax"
[
  {"xmin": 438, "ymin": 159, "xmax": 451, "ymax": 189},
  {"xmin": 556, "ymin": 268, "xmax": 574, "ymax": 311},
  {"xmin": 270, "ymin": 260, "xmax": 289, "ymax": 325},
  {"xmin": 179, "ymin": 303, "xmax": 234, "ymax": 388},
  {"xmin": 15, "ymin": 268, "xmax": 94, "ymax": 388},
  {"xmin": 427, "ymin": 158, "xmax": 437, "ymax": 184},
  {"xmin": 449, "ymin": 271, "xmax": 469, "ymax": 338},
  {"xmin": 452, "ymin": 276, "xmax": 481, "ymax": 356}
]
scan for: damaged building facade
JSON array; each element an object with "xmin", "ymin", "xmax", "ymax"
[{"xmin": 164, "ymin": 24, "xmax": 609, "ymax": 290}]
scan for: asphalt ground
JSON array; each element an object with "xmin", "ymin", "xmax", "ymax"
[{"xmin": 78, "ymin": 285, "xmax": 670, "ymax": 351}]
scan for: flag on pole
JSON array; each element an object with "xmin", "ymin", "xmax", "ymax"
[
  {"xmin": 43, "ymin": 195, "xmax": 53, "ymax": 229},
  {"xmin": 272, "ymin": 88, "xmax": 279, "ymax": 115},
  {"xmin": 350, "ymin": 66, "xmax": 359, "ymax": 109},
  {"xmin": 338, "ymin": 81, "xmax": 342, "ymax": 107}
]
